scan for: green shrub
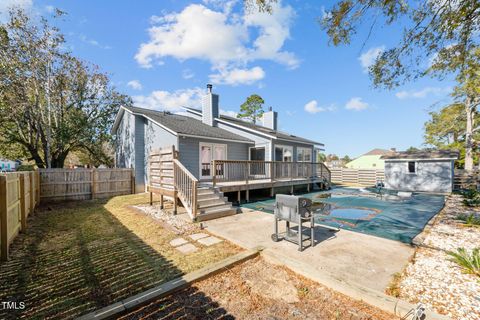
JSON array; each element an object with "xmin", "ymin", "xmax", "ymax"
[
  {"xmin": 457, "ymin": 213, "xmax": 480, "ymax": 227},
  {"xmin": 447, "ymin": 248, "xmax": 480, "ymax": 277},
  {"xmin": 462, "ymin": 189, "xmax": 479, "ymax": 200}
]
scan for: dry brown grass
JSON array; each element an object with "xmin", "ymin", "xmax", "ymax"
[
  {"xmin": 0, "ymin": 194, "xmax": 240, "ymax": 320},
  {"xmin": 119, "ymin": 257, "xmax": 398, "ymax": 320}
]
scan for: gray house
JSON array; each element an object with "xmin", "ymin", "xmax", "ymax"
[
  {"xmin": 112, "ymin": 84, "xmax": 325, "ymax": 193},
  {"xmin": 381, "ymin": 150, "xmax": 459, "ymax": 193}
]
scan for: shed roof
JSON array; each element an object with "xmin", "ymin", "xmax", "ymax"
[{"xmin": 380, "ymin": 150, "xmax": 459, "ymax": 160}]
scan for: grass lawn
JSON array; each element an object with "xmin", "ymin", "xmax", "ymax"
[{"xmin": 0, "ymin": 194, "xmax": 240, "ymax": 320}]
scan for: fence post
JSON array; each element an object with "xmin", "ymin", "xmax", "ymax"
[
  {"xmin": 131, "ymin": 169, "xmax": 135, "ymax": 194},
  {"xmin": 19, "ymin": 174, "xmax": 27, "ymax": 231},
  {"xmin": 91, "ymin": 169, "xmax": 96, "ymax": 200},
  {"xmin": 36, "ymin": 170, "xmax": 40, "ymax": 206},
  {"xmin": 0, "ymin": 175, "xmax": 8, "ymax": 261},
  {"xmin": 29, "ymin": 172, "xmax": 34, "ymax": 214}
]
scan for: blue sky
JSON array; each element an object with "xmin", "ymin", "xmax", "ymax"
[{"xmin": 1, "ymin": 0, "xmax": 454, "ymax": 157}]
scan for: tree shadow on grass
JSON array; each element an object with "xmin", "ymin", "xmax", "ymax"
[{"xmin": 0, "ymin": 196, "xmax": 233, "ymax": 320}]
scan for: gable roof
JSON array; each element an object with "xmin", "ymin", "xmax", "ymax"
[
  {"xmin": 380, "ymin": 150, "xmax": 459, "ymax": 160},
  {"xmin": 364, "ymin": 148, "xmax": 395, "ymax": 156},
  {"xmin": 113, "ymin": 106, "xmax": 254, "ymax": 144},
  {"xmin": 184, "ymin": 107, "xmax": 324, "ymax": 146}
]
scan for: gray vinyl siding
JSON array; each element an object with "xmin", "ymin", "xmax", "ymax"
[
  {"xmin": 215, "ymin": 122, "xmax": 272, "ymax": 160},
  {"xmin": 384, "ymin": 160, "xmax": 454, "ymax": 193},
  {"xmin": 178, "ymin": 137, "xmax": 249, "ymax": 179},
  {"xmin": 115, "ymin": 111, "xmax": 136, "ymax": 170},
  {"xmin": 144, "ymin": 119, "xmax": 178, "ymax": 188},
  {"xmin": 134, "ymin": 116, "xmax": 146, "ymax": 192}
]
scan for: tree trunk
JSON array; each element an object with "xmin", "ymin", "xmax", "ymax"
[{"xmin": 464, "ymin": 97, "xmax": 474, "ymax": 171}]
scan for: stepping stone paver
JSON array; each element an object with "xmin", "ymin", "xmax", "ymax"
[
  {"xmin": 197, "ymin": 236, "xmax": 223, "ymax": 246},
  {"xmin": 169, "ymin": 238, "xmax": 188, "ymax": 247},
  {"xmin": 176, "ymin": 243, "xmax": 198, "ymax": 254},
  {"xmin": 189, "ymin": 233, "xmax": 209, "ymax": 241}
]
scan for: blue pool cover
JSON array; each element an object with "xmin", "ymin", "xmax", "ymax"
[{"xmin": 241, "ymin": 187, "xmax": 445, "ymax": 243}]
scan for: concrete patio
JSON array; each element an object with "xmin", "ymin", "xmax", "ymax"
[{"xmin": 203, "ymin": 209, "xmax": 415, "ymax": 293}]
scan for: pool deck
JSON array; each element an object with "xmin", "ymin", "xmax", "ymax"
[{"xmin": 203, "ymin": 209, "xmax": 415, "ymax": 293}]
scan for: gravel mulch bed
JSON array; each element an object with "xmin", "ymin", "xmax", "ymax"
[
  {"xmin": 397, "ymin": 194, "xmax": 480, "ymax": 320},
  {"xmin": 118, "ymin": 257, "xmax": 398, "ymax": 320},
  {"xmin": 133, "ymin": 202, "xmax": 199, "ymax": 234}
]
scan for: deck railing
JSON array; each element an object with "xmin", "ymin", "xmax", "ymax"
[
  {"xmin": 211, "ymin": 160, "xmax": 331, "ymax": 187},
  {"xmin": 173, "ymin": 159, "xmax": 198, "ymax": 219}
]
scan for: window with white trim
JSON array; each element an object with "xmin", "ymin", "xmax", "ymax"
[
  {"xmin": 297, "ymin": 147, "xmax": 312, "ymax": 162},
  {"xmin": 408, "ymin": 161, "xmax": 416, "ymax": 173}
]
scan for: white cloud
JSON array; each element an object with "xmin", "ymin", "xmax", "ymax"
[
  {"xmin": 133, "ymin": 87, "xmax": 204, "ymax": 111},
  {"xmin": 0, "ymin": 0, "xmax": 33, "ymax": 21},
  {"xmin": 359, "ymin": 46, "xmax": 385, "ymax": 73},
  {"xmin": 210, "ymin": 66, "xmax": 265, "ymax": 85},
  {"xmin": 304, "ymin": 100, "xmax": 336, "ymax": 114},
  {"xmin": 395, "ymin": 86, "xmax": 451, "ymax": 99},
  {"xmin": 220, "ymin": 109, "xmax": 237, "ymax": 117},
  {"xmin": 135, "ymin": 1, "xmax": 297, "ymax": 85},
  {"xmin": 45, "ymin": 5, "xmax": 55, "ymax": 13},
  {"xmin": 79, "ymin": 34, "xmax": 111, "ymax": 50},
  {"xmin": 127, "ymin": 80, "xmax": 143, "ymax": 90},
  {"xmin": 182, "ymin": 69, "xmax": 195, "ymax": 79},
  {"xmin": 345, "ymin": 97, "xmax": 368, "ymax": 111}
]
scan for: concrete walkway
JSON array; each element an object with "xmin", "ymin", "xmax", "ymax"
[{"xmin": 203, "ymin": 210, "xmax": 414, "ymax": 292}]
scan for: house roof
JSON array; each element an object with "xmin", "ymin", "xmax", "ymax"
[
  {"xmin": 364, "ymin": 148, "xmax": 395, "ymax": 156},
  {"xmin": 380, "ymin": 150, "xmax": 459, "ymax": 160},
  {"xmin": 184, "ymin": 107, "xmax": 324, "ymax": 146},
  {"xmin": 115, "ymin": 106, "xmax": 254, "ymax": 143}
]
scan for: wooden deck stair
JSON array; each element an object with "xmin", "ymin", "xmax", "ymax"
[
  {"xmin": 195, "ymin": 186, "xmax": 237, "ymax": 221},
  {"xmin": 149, "ymin": 146, "xmax": 237, "ymax": 221}
]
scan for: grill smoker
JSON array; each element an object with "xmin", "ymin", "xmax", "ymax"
[{"xmin": 271, "ymin": 194, "xmax": 315, "ymax": 251}]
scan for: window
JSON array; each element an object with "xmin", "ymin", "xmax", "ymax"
[
  {"xmin": 408, "ymin": 161, "xmax": 416, "ymax": 173},
  {"xmin": 274, "ymin": 145, "xmax": 293, "ymax": 162},
  {"xmin": 297, "ymin": 147, "xmax": 312, "ymax": 162},
  {"xmin": 249, "ymin": 147, "xmax": 265, "ymax": 161}
]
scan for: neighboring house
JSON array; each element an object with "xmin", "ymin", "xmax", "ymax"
[
  {"xmin": 112, "ymin": 84, "xmax": 325, "ymax": 192},
  {"xmin": 346, "ymin": 148, "xmax": 395, "ymax": 169},
  {"xmin": 325, "ymin": 159, "xmax": 346, "ymax": 168},
  {"xmin": 0, "ymin": 159, "xmax": 19, "ymax": 172},
  {"xmin": 381, "ymin": 150, "xmax": 459, "ymax": 193}
]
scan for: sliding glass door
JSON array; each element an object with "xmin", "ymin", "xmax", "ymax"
[{"xmin": 199, "ymin": 143, "xmax": 226, "ymax": 179}]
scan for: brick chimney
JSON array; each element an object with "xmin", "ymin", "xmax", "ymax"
[{"xmin": 202, "ymin": 84, "xmax": 219, "ymax": 126}]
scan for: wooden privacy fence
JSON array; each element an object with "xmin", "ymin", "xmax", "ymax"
[
  {"xmin": 0, "ymin": 171, "xmax": 40, "ymax": 261},
  {"xmin": 39, "ymin": 168, "xmax": 135, "ymax": 202},
  {"xmin": 330, "ymin": 168, "xmax": 385, "ymax": 187},
  {"xmin": 454, "ymin": 170, "xmax": 480, "ymax": 190}
]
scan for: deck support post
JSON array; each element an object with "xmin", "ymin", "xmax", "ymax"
[
  {"xmin": 307, "ymin": 182, "xmax": 310, "ymax": 192},
  {"xmin": 149, "ymin": 192, "xmax": 153, "ymax": 205},
  {"xmin": 237, "ymin": 190, "xmax": 241, "ymax": 204},
  {"xmin": 290, "ymin": 184, "xmax": 294, "ymax": 195},
  {"xmin": 173, "ymin": 192, "xmax": 178, "ymax": 215},
  {"xmin": 270, "ymin": 186, "xmax": 274, "ymax": 197},
  {"xmin": 160, "ymin": 194, "xmax": 164, "ymax": 209},
  {"xmin": 246, "ymin": 189, "xmax": 250, "ymax": 202}
]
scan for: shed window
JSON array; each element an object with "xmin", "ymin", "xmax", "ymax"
[{"xmin": 408, "ymin": 161, "xmax": 416, "ymax": 173}]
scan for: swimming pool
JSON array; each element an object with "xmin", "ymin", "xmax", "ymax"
[{"xmin": 241, "ymin": 187, "xmax": 445, "ymax": 243}]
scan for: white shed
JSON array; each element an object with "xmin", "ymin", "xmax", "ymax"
[{"xmin": 380, "ymin": 150, "xmax": 459, "ymax": 193}]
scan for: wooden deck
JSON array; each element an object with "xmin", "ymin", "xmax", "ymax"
[{"xmin": 203, "ymin": 177, "xmax": 325, "ymax": 192}]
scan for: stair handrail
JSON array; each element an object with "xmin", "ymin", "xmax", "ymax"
[{"xmin": 173, "ymin": 159, "xmax": 198, "ymax": 219}]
